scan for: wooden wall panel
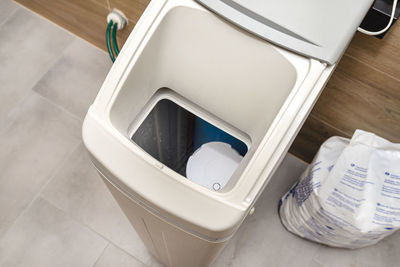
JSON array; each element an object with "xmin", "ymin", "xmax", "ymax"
[
  {"xmin": 109, "ymin": 0, "xmax": 150, "ymax": 24},
  {"xmin": 107, "ymin": 0, "xmax": 150, "ymax": 49},
  {"xmin": 292, "ymin": 24, "xmax": 400, "ymax": 162},
  {"xmin": 93, "ymin": 0, "xmax": 109, "ymax": 9},
  {"xmin": 346, "ymin": 29, "xmax": 400, "ymax": 80},
  {"xmin": 313, "ymin": 55, "xmax": 400, "ymax": 141},
  {"xmin": 290, "ymin": 115, "xmax": 348, "ymax": 163},
  {"xmin": 13, "ymin": 0, "xmax": 400, "ymax": 163},
  {"xmin": 14, "ymin": 0, "xmax": 139, "ymax": 51}
]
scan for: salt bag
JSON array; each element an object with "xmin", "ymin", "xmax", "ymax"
[{"xmin": 279, "ymin": 130, "xmax": 400, "ymax": 249}]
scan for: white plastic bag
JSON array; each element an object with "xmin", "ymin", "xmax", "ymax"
[{"xmin": 279, "ymin": 130, "xmax": 400, "ymax": 248}]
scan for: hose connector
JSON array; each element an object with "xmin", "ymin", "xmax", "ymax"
[{"xmin": 107, "ymin": 9, "xmax": 128, "ymax": 30}]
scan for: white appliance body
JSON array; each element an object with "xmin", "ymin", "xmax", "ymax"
[{"xmin": 83, "ymin": 0, "xmax": 339, "ymax": 266}]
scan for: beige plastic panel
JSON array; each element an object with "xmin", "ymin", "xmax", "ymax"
[
  {"xmin": 83, "ymin": 0, "xmax": 329, "ymax": 255},
  {"xmin": 110, "ymin": 6, "xmax": 297, "ymax": 149},
  {"xmin": 100, "ymin": 172, "xmax": 226, "ymax": 267}
]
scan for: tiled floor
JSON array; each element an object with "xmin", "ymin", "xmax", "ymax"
[{"xmin": 1, "ymin": 1, "xmax": 399, "ymax": 266}]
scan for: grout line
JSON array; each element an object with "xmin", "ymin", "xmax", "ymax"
[
  {"xmin": 0, "ymin": 35, "xmax": 75, "ymax": 135},
  {"xmin": 84, "ymin": 225, "xmax": 151, "ymax": 266},
  {"xmin": 39, "ymin": 176, "xmax": 152, "ymax": 266},
  {"xmin": 0, "ymin": 20, "xmax": 76, "ymax": 134},
  {"xmin": 308, "ymin": 246, "xmax": 326, "ymax": 267},
  {"xmin": 25, "ymin": 164, "xmax": 151, "ymax": 267},
  {"xmin": 24, "ymin": 45, "xmax": 109, "ymax": 123},
  {"xmin": 312, "ymin": 258, "xmax": 327, "ymax": 267},
  {"xmin": 106, "ymin": 0, "xmax": 111, "ymax": 10},
  {"xmin": 60, "ymin": 205, "xmax": 153, "ymax": 266},
  {"xmin": 0, "ymin": 90, "xmax": 32, "ymax": 136},
  {"xmin": 27, "ymin": 36, "xmax": 76, "ymax": 85},
  {"xmin": 0, "ymin": 141, "xmax": 82, "ymax": 242},
  {"xmin": 34, "ymin": 90, "xmax": 83, "ymax": 123},
  {"xmin": 0, "ymin": 3, "xmax": 19, "ymax": 28},
  {"xmin": 108, "ymin": 242, "xmax": 151, "ymax": 266},
  {"xmin": 12, "ymin": 1, "xmax": 109, "ymax": 55},
  {"xmin": 35, "ymin": 197, "xmax": 110, "ymax": 264},
  {"xmin": 0, "ymin": 9, "xmax": 76, "ymax": 132},
  {"xmin": 344, "ymin": 53, "xmax": 400, "ymax": 83},
  {"xmin": 91, "ymin": 242, "xmax": 111, "ymax": 267},
  {"xmin": 64, "ymin": 213, "xmax": 152, "ymax": 267},
  {"xmin": 25, "ymin": 142, "xmax": 81, "ymax": 207}
]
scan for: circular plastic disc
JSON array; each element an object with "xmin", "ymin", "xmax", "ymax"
[{"xmin": 186, "ymin": 142, "xmax": 243, "ymax": 191}]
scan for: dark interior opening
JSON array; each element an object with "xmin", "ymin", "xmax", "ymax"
[{"xmin": 131, "ymin": 98, "xmax": 248, "ymax": 177}]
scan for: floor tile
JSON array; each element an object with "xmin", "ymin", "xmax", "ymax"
[
  {"xmin": 0, "ymin": 197, "xmax": 107, "ymax": 267},
  {"xmin": 0, "ymin": 8, "xmax": 74, "ymax": 122},
  {"xmin": 312, "ymin": 246, "xmax": 358, "ymax": 267},
  {"xmin": 0, "ymin": 0, "xmax": 18, "ymax": 25},
  {"xmin": 210, "ymin": 231, "xmax": 240, "ymax": 267},
  {"xmin": 94, "ymin": 243, "xmax": 147, "ymax": 267},
  {"xmin": 14, "ymin": 0, "xmax": 111, "ymax": 51},
  {"xmin": 0, "ymin": 93, "xmax": 81, "ymax": 238},
  {"xmin": 41, "ymin": 144, "xmax": 155, "ymax": 265},
  {"xmin": 355, "ymin": 230, "xmax": 400, "ymax": 267},
  {"xmin": 213, "ymin": 154, "xmax": 320, "ymax": 267},
  {"xmin": 312, "ymin": 229, "xmax": 400, "ymax": 267},
  {"xmin": 308, "ymin": 259, "xmax": 325, "ymax": 267},
  {"xmin": 33, "ymin": 37, "xmax": 112, "ymax": 119},
  {"xmin": 147, "ymin": 258, "xmax": 164, "ymax": 267}
]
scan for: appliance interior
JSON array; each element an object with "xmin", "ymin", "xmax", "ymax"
[{"xmin": 109, "ymin": 5, "xmax": 303, "ymax": 192}]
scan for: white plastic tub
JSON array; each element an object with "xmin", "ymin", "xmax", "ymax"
[{"xmin": 83, "ymin": 0, "xmax": 335, "ymax": 266}]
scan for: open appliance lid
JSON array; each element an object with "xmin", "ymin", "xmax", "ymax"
[{"xmin": 195, "ymin": 0, "xmax": 374, "ymax": 64}]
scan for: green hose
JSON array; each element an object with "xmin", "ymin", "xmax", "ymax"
[
  {"xmin": 106, "ymin": 20, "xmax": 122, "ymax": 62},
  {"xmin": 106, "ymin": 20, "xmax": 115, "ymax": 62},
  {"xmin": 112, "ymin": 22, "xmax": 120, "ymax": 56}
]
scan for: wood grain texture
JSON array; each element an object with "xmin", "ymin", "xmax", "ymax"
[
  {"xmin": 115, "ymin": 22, "xmax": 135, "ymax": 50},
  {"xmin": 346, "ymin": 25, "xmax": 400, "ymax": 80},
  {"xmin": 13, "ymin": 0, "xmax": 400, "ymax": 163},
  {"xmin": 94, "ymin": 0, "xmax": 109, "ymax": 9},
  {"xmin": 291, "ymin": 39, "xmax": 400, "ymax": 162},
  {"xmin": 109, "ymin": 0, "xmax": 150, "ymax": 23},
  {"xmin": 14, "ymin": 0, "xmax": 135, "ymax": 51},
  {"xmin": 312, "ymin": 55, "xmax": 400, "ymax": 142},
  {"xmin": 288, "ymin": 115, "xmax": 349, "ymax": 163}
]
